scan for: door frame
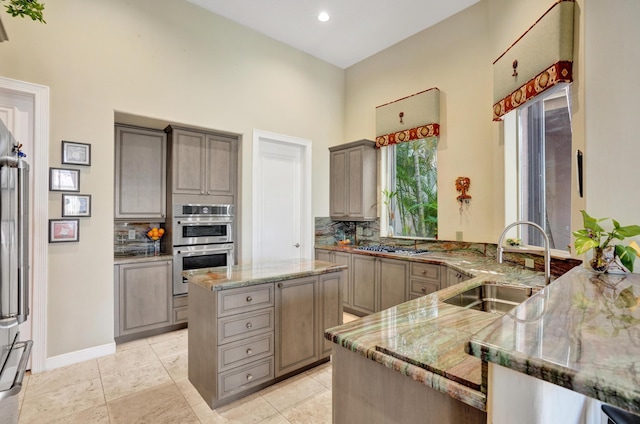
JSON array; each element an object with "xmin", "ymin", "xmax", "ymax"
[
  {"xmin": 252, "ymin": 130, "xmax": 312, "ymax": 262},
  {"xmin": 0, "ymin": 76, "xmax": 49, "ymax": 373}
]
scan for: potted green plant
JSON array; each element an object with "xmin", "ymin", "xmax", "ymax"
[{"xmin": 572, "ymin": 210, "xmax": 640, "ymax": 273}]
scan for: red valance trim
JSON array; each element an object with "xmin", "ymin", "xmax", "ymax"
[
  {"xmin": 375, "ymin": 123, "xmax": 440, "ymax": 149},
  {"xmin": 493, "ymin": 61, "xmax": 572, "ymax": 121}
]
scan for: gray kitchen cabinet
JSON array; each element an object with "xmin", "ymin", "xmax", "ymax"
[
  {"xmin": 447, "ymin": 268, "xmax": 470, "ymax": 287},
  {"xmin": 329, "ymin": 140, "xmax": 377, "ymax": 221},
  {"xmin": 114, "ymin": 125, "xmax": 167, "ymax": 221},
  {"xmin": 115, "ymin": 260, "xmax": 173, "ymax": 337},
  {"xmin": 173, "ymin": 295, "xmax": 188, "ymax": 325},
  {"xmin": 319, "ymin": 272, "xmax": 343, "ymax": 357},
  {"xmin": 409, "ymin": 262, "xmax": 442, "ymax": 299},
  {"xmin": 165, "ymin": 126, "xmax": 238, "ymax": 199},
  {"xmin": 379, "ymin": 258, "xmax": 409, "ymax": 310},
  {"xmin": 314, "ymin": 248, "xmax": 351, "ymax": 307},
  {"xmin": 274, "ymin": 277, "xmax": 319, "ymax": 377},
  {"xmin": 351, "ymin": 254, "xmax": 377, "ymax": 315}
]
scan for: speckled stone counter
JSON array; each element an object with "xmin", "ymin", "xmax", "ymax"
[
  {"xmin": 324, "ymin": 247, "xmax": 550, "ymax": 411},
  {"xmin": 468, "ymin": 267, "xmax": 640, "ymax": 415},
  {"xmin": 184, "ymin": 258, "xmax": 346, "ymax": 291}
]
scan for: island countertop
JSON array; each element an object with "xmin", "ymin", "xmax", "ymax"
[
  {"xmin": 468, "ymin": 267, "xmax": 640, "ymax": 415},
  {"xmin": 184, "ymin": 258, "xmax": 347, "ymax": 291},
  {"xmin": 324, "ymin": 247, "xmax": 551, "ymax": 411}
]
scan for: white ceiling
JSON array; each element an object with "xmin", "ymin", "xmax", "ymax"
[{"xmin": 186, "ymin": 0, "xmax": 480, "ymax": 69}]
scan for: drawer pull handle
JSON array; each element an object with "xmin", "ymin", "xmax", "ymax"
[
  {"xmin": 247, "ymin": 374, "xmax": 253, "ymax": 381},
  {"xmin": 246, "ymin": 296, "xmax": 253, "ymax": 302},
  {"xmin": 246, "ymin": 348, "xmax": 253, "ymax": 355},
  {"xmin": 422, "ymin": 270, "xmax": 427, "ymax": 275},
  {"xmin": 246, "ymin": 322, "xmax": 253, "ymax": 329},
  {"xmin": 421, "ymin": 287, "xmax": 426, "ymax": 293}
]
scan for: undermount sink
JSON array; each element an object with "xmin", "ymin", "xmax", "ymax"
[{"xmin": 443, "ymin": 283, "xmax": 538, "ymax": 314}]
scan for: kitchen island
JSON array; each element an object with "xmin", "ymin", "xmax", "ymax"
[
  {"xmin": 186, "ymin": 258, "xmax": 345, "ymax": 409},
  {"xmin": 325, "ymin": 249, "xmax": 550, "ymax": 423}
]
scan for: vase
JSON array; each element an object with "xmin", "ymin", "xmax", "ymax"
[{"xmin": 589, "ymin": 246, "xmax": 615, "ymax": 273}]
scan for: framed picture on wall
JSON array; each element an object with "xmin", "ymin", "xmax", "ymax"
[
  {"xmin": 62, "ymin": 194, "xmax": 91, "ymax": 217},
  {"xmin": 61, "ymin": 141, "xmax": 91, "ymax": 166},
  {"xmin": 49, "ymin": 168, "xmax": 80, "ymax": 192},
  {"xmin": 49, "ymin": 219, "xmax": 79, "ymax": 243}
]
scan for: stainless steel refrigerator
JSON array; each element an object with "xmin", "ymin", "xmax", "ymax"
[{"xmin": 0, "ymin": 120, "xmax": 32, "ymax": 424}]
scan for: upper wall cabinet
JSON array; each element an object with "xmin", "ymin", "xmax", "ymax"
[
  {"xmin": 329, "ymin": 140, "xmax": 377, "ymax": 221},
  {"xmin": 165, "ymin": 126, "xmax": 238, "ymax": 201},
  {"xmin": 114, "ymin": 125, "xmax": 167, "ymax": 221}
]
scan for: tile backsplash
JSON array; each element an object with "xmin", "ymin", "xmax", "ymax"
[
  {"xmin": 114, "ymin": 222, "xmax": 164, "ymax": 256},
  {"xmin": 315, "ymin": 217, "xmax": 380, "ymax": 246}
]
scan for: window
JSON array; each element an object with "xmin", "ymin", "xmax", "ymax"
[
  {"xmin": 385, "ymin": 137, "xmax": 438, "ymax": 238},
  {"xmin": 505, "ymin": 86, "xmax": 572, "ymax": 251}
]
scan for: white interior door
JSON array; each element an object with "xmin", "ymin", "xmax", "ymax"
[
  {"xmin": 0, "ymin": 76, "xmax": 49, "ymax": 373},
  {"xmin": 253, "ymin": 130, "xmax": 312, "ymax": 263}
]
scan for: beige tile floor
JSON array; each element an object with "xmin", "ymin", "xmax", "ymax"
[{"xmin": 17, "ymin": 312, "xmax": 360, "ymax": 424}]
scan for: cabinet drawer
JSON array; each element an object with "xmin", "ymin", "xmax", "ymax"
[
  {"xmin": 173, "ymin": 295, "xmax": 188, "ymax": 308},
  {"xmin": 410, "ymin": 263, "xmax": 440, "ymax": 282},
  {"xmin": 409, "ymin": 279, "xmax": 440, "ymax": 297},
  {"xmin": 218, "ymin": 357, "xmax": 274, "ymax": 400},
  {"xmin": 218, "ymin": 308, "xmax": 274, "ymax": 345},
  {"xmin": 173, "ymin": 306, "xmax": 188, "ymax": 324},
  {"xmin": 217, "ymin": 285, "xmax": 274, "ymax": 317},
  {"xmin": 218, "ymin": 333, "xmax": 274, "ymax": 372}
]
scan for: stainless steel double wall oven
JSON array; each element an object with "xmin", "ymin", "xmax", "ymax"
[{"xmin": 172, "ymin": 203, "xmax": 234, "ymax": 295}]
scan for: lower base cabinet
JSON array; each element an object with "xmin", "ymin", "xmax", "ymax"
[
  {"xmin": 114, "ymin": 260, "xmax": 173, "ymax": 338},
  {"xmin": 189, "ymin": 272, "xmax": 342, "ymax": 409}
]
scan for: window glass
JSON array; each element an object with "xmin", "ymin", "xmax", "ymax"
[
  {"xmin": 386, "ymin": 138, "xmax": 438, "ymax": 238},
  {"xmin": 510, "ymin": 87, "xmax": 572, "ymax": 250}
]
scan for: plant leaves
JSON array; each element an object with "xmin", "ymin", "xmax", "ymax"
[
  {"xmin": 616, "ymin": 225, "xmax": 640, "ymax": 238},
  {"xmin": 574, "ymin": 236, "xmax": 599, "ymax": 254},
  {"xmin": 615, "ymin": 245, "xmax": 637, "ymax": 273}
]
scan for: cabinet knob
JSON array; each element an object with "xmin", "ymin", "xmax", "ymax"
[
  {"xmin": 246, "ymin": 322, "xmax": 252, "ymax": 329},
  {"xmin": 246, "ymin": 296, "xmax": 253, "ymax": 302},
  {"xmin": 246, "ymin": 374, "xmax": 253, "ymax": 381},
  {"xmin": 246, "ymin": 348, "xmax": 253, "ymax": 355},
  {"xmin": 422, "ymin": 270, "xmax": 427, "ymax": 275},
  {"xmin": 421, "ymin": 287, "xmax": 426, "ymax": 293},
  {"xmin": 277, "ymin": 283, "xmax": 283, "ymax": 288}
]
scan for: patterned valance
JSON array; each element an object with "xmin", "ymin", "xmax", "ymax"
[
  {"xmin": 375, "ymin": 88, "xmax": 440, "ymax": 148},
  {"xmin": 493, "ymin": 0, "xmax": 575, "ymax": 121}
]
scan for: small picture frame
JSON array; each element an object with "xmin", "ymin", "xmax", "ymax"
[
  {"xmin": 49, "ymin": 168, "xmax": 80, "ymax": 192},
  {"xmin": 61, "ymin": 141, "xmax": 91, "ymax": 166},
  {"xmin": 49, "ymin": 219, "xmax": 79, "ymax": 243},
  {"xmin": 62, "ymin": 194, "xmax": 91, "ymax": 217}
]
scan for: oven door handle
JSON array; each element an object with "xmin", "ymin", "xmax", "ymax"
[{"xmin": 0, "ymin": 340, "xmax": 32, "ymax": 401}]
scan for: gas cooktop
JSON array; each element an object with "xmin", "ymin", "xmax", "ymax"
[{"xmin": 355, "ymin": 245, "xmax": 429, "ymax": 255}]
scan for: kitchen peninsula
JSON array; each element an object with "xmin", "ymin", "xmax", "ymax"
[{"xmin": 185, "ymin": 258, "xmax": 345, "ymax": 409}]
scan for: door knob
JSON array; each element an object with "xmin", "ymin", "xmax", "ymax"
[{"xmin": 294, "ymin": 243, "xmax": 300, "ymax": 248}]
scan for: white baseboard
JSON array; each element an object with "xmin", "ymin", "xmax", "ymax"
[{"xmin": 44, "ymin": 342, "xmax": 116, "ymax": 372}]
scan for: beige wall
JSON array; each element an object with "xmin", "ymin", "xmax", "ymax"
[{"xmin": 0, "ymin": 0, "xmax": 344, "ymax": 357}]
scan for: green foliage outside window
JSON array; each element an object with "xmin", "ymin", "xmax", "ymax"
[
  {"xmin": 2, "ymin": 0, "xmax": 46, "ymax": 23},
  {"xmin": 389, "ymin": 138, "xmax": 438, "ymax": 238}
]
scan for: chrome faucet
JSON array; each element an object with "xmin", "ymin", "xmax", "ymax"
[{"xmin": 497, "ymin": 221, "xmax": 551, "ymax": 285}]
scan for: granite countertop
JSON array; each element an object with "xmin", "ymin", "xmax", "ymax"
[
  {"xmin": 114, "ymin": 254, "xmax": 173, "ymax": 265},
  {"xmin": 184, "ymin": 258, "xmax": 347, "ymax": 291},
  {"xmin": 324, "ymin": 247, "xmax": 549, "ymax": 411},
  {"xmin": 468, "ymin": 267, "xmax": 640, "ymax": 415}
]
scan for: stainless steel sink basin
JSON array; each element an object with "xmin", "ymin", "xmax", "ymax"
[{"xmin": 443, "ymin": 284, "xmax": 537, "ymax": 314}]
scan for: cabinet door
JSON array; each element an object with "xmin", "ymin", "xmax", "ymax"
[
  {"xmin": 118, "ymin": 260, "xmax": 172, "ymax": 336},
  {"xmin": 351, "ymin": 255, "xmax": 377, "ymax": 315},
  {"xmin": 274, "ymin": 277, "xmax": 318, "ymax": 377},
  {"xmin": 205, "ymin": 135, "xmax": 237, "ymax": 197},
  {"xmin": 170, "ymin": 128, "xmax": 206, "ymax": 194},
  {"xmin": 447, "ymin": 268, "xmax": 469, "ymax": 287},
  {"xmin": 333, "ymin": 251, "xmax": 351, "ymax": 308},
  {"xmin": 329, "ymin": 150, "xmax": 348, "ymax": 219},
  {"xmin": 314, "ymin": 249, "xmax": 332, "ymax": 262},
  {"xmin": 346, "ymin": 147, "xmax": 365, "ymax": 218},
  {"xmin": 319, "ymin": 272, "xmax": 343, "ymax": 357},
  {"xmin": 114, "ymin": 125, "xmax": 167, "ymax": 220},
  {"xmin": 378, "ymin": 258, "xmax": 409, "ymax": 310}
]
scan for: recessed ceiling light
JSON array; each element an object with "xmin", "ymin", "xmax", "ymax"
[{"xmin": 317, "ymin": 11, "xmax": 330, "ymax": 22}]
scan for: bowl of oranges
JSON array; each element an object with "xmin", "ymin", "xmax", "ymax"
[{"xmin": 146, "ymin": 227, "xmax": 165, "ymax": 256}]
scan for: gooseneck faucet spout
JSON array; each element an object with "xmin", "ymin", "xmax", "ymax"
[{"xmin": 497, "ymin": 221, "xmax": 551, "ymax": 285}]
